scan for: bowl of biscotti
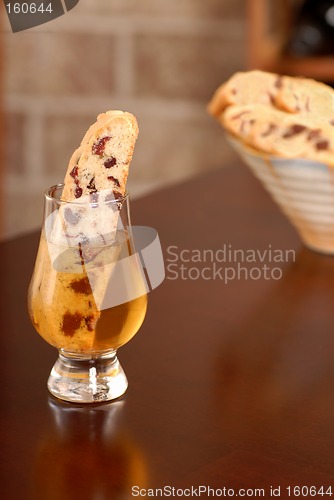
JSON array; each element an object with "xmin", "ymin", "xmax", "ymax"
[{"xmin": 208, "ymin": 70, "xmax": 334, "ymax": 255}]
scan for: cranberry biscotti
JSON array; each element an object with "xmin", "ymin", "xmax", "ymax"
[
  {"xmin": 62, "ymin": 110, "xmax": 139, "ymax": 202},
  {"xmin": 221, "ymin": 104, "xmax": 334, "ymax": 165},
  {"xmin": 208, "ymin": 70, "xmax": 334, "ymax": 163}
]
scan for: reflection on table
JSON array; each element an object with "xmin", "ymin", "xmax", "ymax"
[{"xmin": 31, "ymin": 399, "xmax": 147, "ymax": 500}]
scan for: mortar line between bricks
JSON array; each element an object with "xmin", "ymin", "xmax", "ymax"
[
  {"xmin": 4, "ymin": 96, "xmax": 210, "ymax": 121},
  {"xmin": 1, "ymin": 15, "xmax": 245, "ymax": 39}
]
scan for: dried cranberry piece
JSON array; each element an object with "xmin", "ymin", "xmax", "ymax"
[
  {"xmin": 78, "ymin": 243, "xmax": 85, "ymax": 267},
  {"xmin": 62, "ymin": 312, "xmax": 83, "ymax": 337},
  {"xmin": 104, "ymin": 157, "xmax": 117, "ymax": 168},
  {"xmin": 69, "ymin": 164, "xmax": 83, "ymax": 198},
  {"xmin": 70, "ymin": 165, "xmax": 79, "ymax": 179},
  {"xmin": 75, "ymin": 186, "xmax": 83, "ymax": 198},
  {"xmin": 282, "ymin": 124, "xmax": 306, "ymax": 139},
  {"xmin": 316, "ymin": 140, "xmax": 329, "ymax": 151},
  {"xmin": 107, "ymin": 176, "xmax": 120, "ymax": 188},
  {"xmin": 92, "ymin": 136, "xmax": 111, "ymax": 156},
  {"xmin": 70, "ymin": 277, "xmax": 92, "ymax": 295}
]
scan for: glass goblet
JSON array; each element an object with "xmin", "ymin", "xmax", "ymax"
[{"xmin": 28, "ymin": 184, "xmax": 147, "ymax": 403}]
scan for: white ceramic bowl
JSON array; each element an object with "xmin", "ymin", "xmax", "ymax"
[{"xmin": 228, "ymin": 135, "xmax": 334, "ymax": 255}]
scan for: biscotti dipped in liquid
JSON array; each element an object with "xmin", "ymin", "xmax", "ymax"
[{"xmin": 28, "ymin": 229, "xmax": 147, "ymax": 354}]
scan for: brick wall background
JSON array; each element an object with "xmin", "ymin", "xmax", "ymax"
[{"xmin": 2, "ymin": 0, "xmax": 246, "ymax": 239}]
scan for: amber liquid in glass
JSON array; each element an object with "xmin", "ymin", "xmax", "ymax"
[{"xmin": 28, "ymin": 230, "xmax": 147, "ymax": 355}]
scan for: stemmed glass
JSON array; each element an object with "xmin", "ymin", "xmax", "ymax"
[{"xmin": 28, "ymin": 184, "xmax": 147, "ymax": 403}]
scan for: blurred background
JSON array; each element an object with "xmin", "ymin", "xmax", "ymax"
[{"xmin": 2, "ymin": 0, "xmax": 334, "ymax": 239}]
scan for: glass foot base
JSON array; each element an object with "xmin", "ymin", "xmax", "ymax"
[{"xmin": 47, "ymin": 351, "xmax": 128, "ymax": 403}]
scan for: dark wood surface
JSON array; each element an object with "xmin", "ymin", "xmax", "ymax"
[{"xmin": 1, "ymin": 162, "xmax": 334, "ymax": 499}]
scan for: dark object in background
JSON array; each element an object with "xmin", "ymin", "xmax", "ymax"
[{"xmin": 286, "ymin": 0, "xmax": 334, "ymax": 56}]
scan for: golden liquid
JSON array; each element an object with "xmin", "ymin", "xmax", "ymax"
[{"xmin": 28, "ymin": 231, "xmax": 147, "ymax": 354}]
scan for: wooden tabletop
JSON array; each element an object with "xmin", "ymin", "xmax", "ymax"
[{"xmin": 1, "ymin": 162, "xmax": 334, "ymax": 499}]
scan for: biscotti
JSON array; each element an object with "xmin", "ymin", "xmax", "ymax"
[
  {"xmin": 275, "ymin": 76, "xmax": 334, "ymax": 121},
  {"xmin": 62, "ymin": 110, "xmax": 139, "ymax": 202},
  {"xmin": 208, "ymin": 70, "xmax": 334, "ymax": 164},
  {"xmin": 208, "ymin": 70, "xmax": 334, "ymax": 123},
  {"xmin": 50, "ymin": 110, "xmax": 138, "ymax": 250},
  {"xmin": 221, "ymin": 104, "xmax": 334, "ymax": 165},
  {"xmin": 208, "ymin": 70, "xmax": 281, "ymax": 118}
]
